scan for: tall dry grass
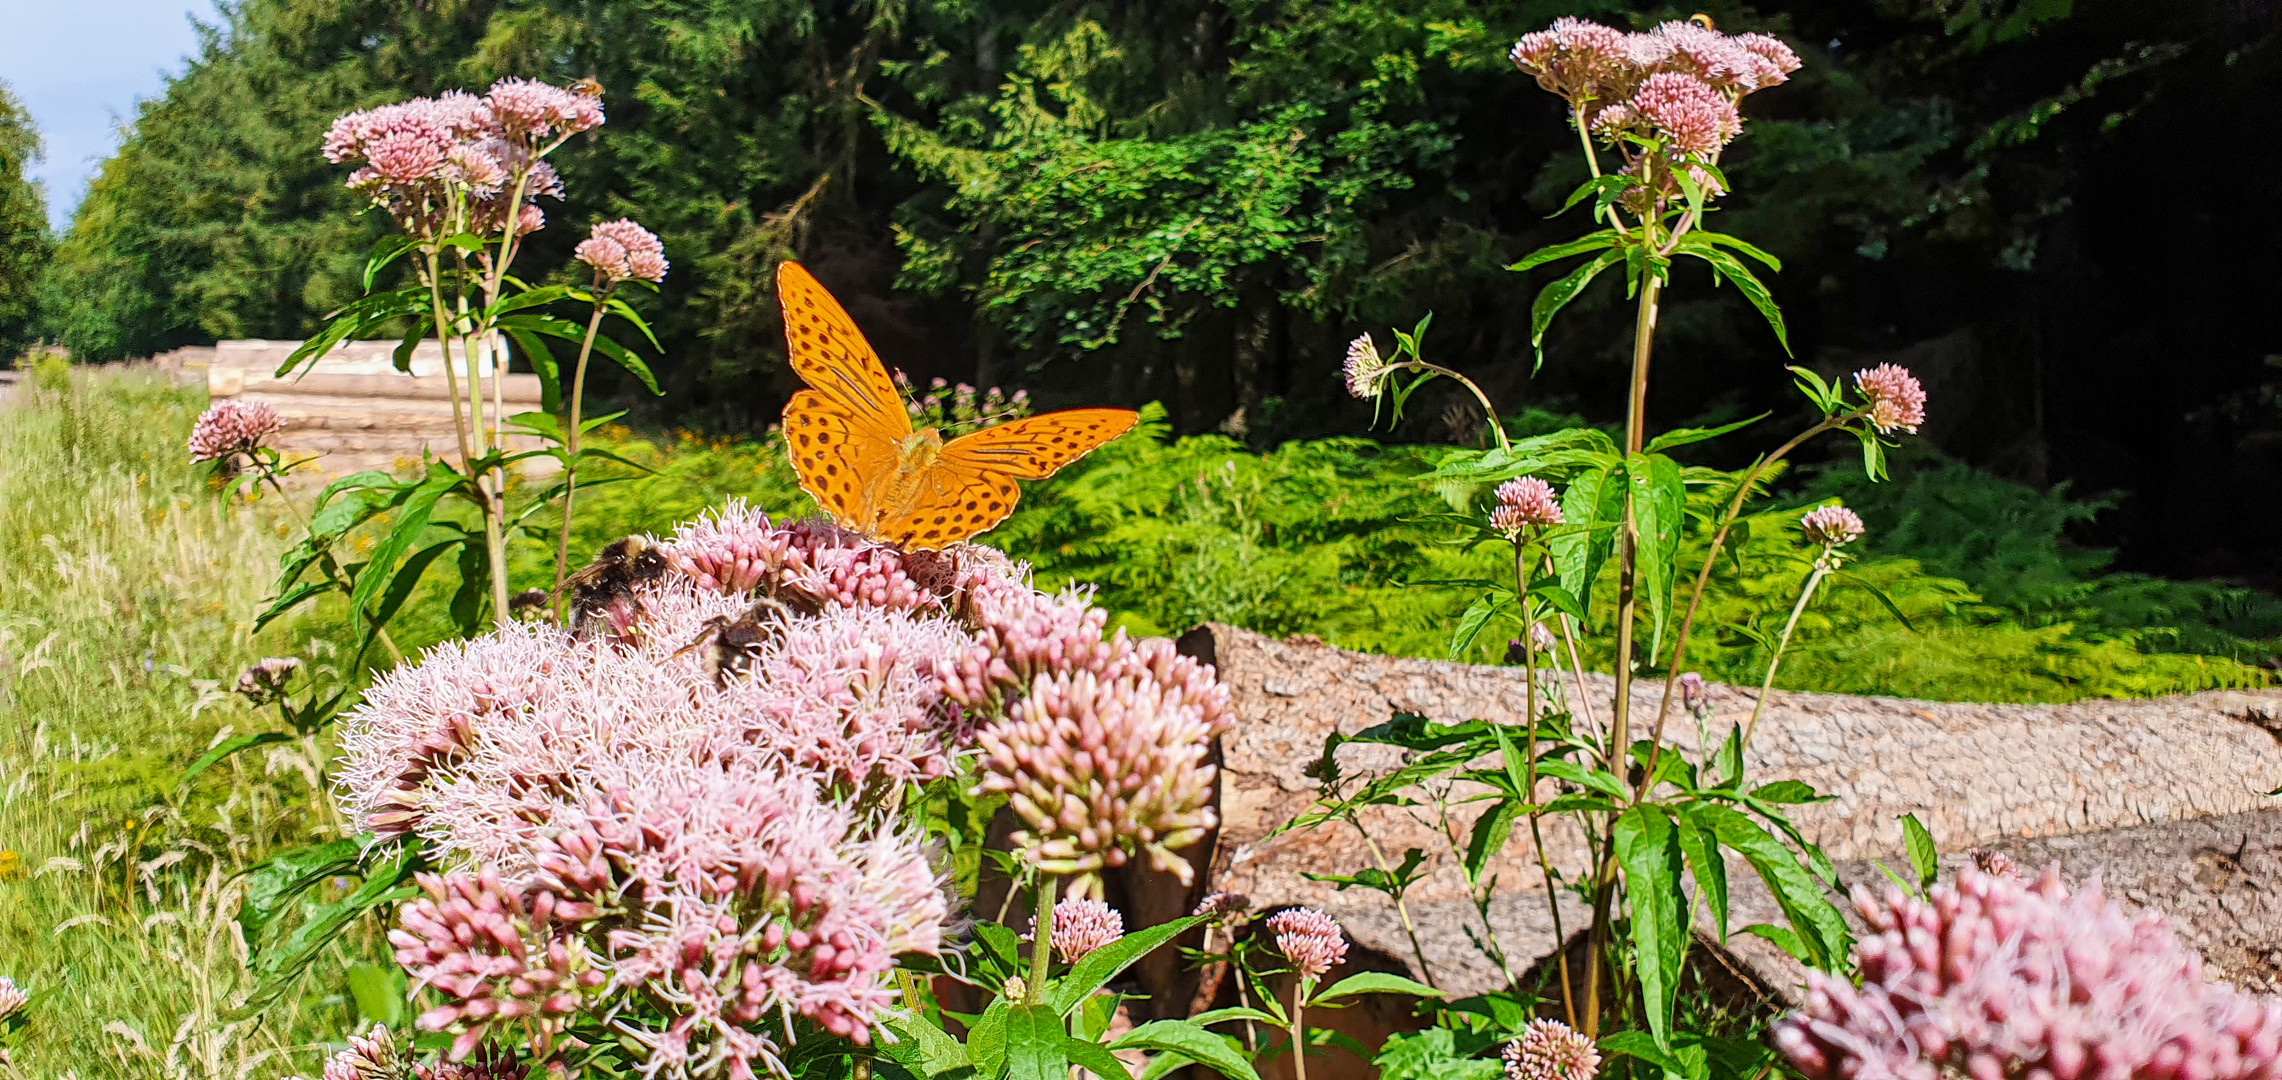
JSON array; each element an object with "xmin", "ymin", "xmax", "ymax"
[{"xmin": 0, "ymin": 366, "xmax": 383, "ymax": 1079}]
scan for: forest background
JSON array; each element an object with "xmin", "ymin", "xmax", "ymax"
[{"xmin": 2, "ymin": 0, "xmax": 2280, "ymax": 700}]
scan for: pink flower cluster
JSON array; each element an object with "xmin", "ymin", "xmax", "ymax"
[
  {"xmin": 952, "ymin": 568, "xmax": 1232, "ymax": 882},
  {"xmin": 1800, "ymin": 505, "xmax": 1866, "ymax": 548},
  {"xmin": 1030, "ymin": 896, "xmax": 1126, "ymax": 963},
  {"xmin": 1503, "ymin": 1019, "xmax": 1603, "ymax": 1080},
  {"xmin": 1511, "ymin": 19, "xmax": 1799, "ymax": 203},
  {"xmin": 187, "ymin": 399, "xmax": 284, "ymax": 462},
  {"xmin": 1774, "ymin": 865, "xmax": 2282, "ymax": 1080},
  {"xmin": 390, "ymin": 870, "xmax": 602, "ymax": 1062},
  {"xmin": 1855, "ymin": 363, "xmax": 1928, "ymax": 435},
  {"xmin": 574, "ymin": 219, "xmax": 669, "ymax": 285},
  {"xmin": 1267, "ymin": 907, "xmax": 1348, "ymax": 981},
  {"xmin": 322, "ymin": 79, "xmax": 601, "ymax": 239},
  {"xmin": 314, "ymin": 1024, "xmax": 401, "ymax": 1080},
  {"xmin": 334, "ymin": 502, "xmax": 1235, "ymax": 1075},
  {"xmin": 1491, "ymin": 476, "xmax": 1564, "ymax": 536},
  {"xmin": 1344, "ymin": 333, "xmax": 1389, "ymax": 400}
]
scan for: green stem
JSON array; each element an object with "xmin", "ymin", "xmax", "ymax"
[
  {"xmin": 1403, "ymin": 360, "xmax": 1510, "ymax": 454},
  {"xmin": 1518, "ymin": 547, "xmax": 1575, "ymax": 1027},
  {"xmin": 1355, "ymin": 826, "xmax": 1435, "ymax": 989},
  {"xmin": 1289, "ymin": 980, "xmax": 1310, "ymax": 1080},
  {"xmin": 1742, "ymin": 560, "xmax": 1833, "ymax": 751},
  {"xmin": 553, "ymin": 291, "xmax": 612, "ymax": 604},
  {"xmin": 1584, "ymin": 267, "xmax": 1663, "ymax": 1040},
  {"xmin": 1028, "ymin": 874, "xmax": 1056, "ymax": 1005}
]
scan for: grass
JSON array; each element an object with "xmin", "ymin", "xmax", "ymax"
[{"xmin": 0, "ymin": 366, "xmax": 384, "ymax": 1080}]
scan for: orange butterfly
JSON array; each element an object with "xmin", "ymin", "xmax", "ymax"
[{"xmin": 775, "ymin": 261, "xmax": 1138, "ymax": 550}]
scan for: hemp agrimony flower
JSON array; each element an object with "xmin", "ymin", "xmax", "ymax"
[
  {"xmin": 1503, "ymin": 1019, "xmax": 1602, "ymax": 1080},
  {"xmin": 1343, "ymin": 333, "xmax": 1390, "ymax": 400},
  {"xmin": 573, "ymin": 218, "xmax": 668, "ymax": 284},
  {"xmin": 1798, "ymin": 505, "xmax": 1865, "ymax": 548},
  {"xmin": 1266, "ymin": 907, "xmax": 1348, "ymax": 981},
  {"xmin": 1027, "ymin": 896, "xmax": 1126, "ymax": 963},
  {"xmin": 1854, "ymin": 363, "xmax": 1927, "ymax": 435},
  {"xmin": 187, "ymin": 400, "xmax": 284, "ymax": 463},
  {"xmin": 1490, "ymin": 476, "xmax": 1564, "ymax": 536}
]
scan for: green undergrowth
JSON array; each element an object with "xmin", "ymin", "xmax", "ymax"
[
  {"xmin": 0, "ymin": 369, "xmax": 384, "ymax": 1079},
  {"xmin": 559, "ymin": 405, "xmax": 2276, "ymax": 703}
]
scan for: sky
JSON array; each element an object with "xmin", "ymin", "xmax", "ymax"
[{"xmin": 0, "ymin": 0, "xmax": 224, "ymax": 231}]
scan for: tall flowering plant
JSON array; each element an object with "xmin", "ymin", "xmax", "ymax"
[
  {"xmin": 1297, "ymin": 16, "xmax": 1938, "ymax": 1074},
  {"xmin": 268, "ymin": 78, "xmax": 665, "ymax": 643},
  {"xmin": 288, "ymin": 502, "xmax": 1265, "ymax": 1080}
]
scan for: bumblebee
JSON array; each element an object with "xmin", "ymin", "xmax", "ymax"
[
  {"xmin": 673, "ymin": 595, "xmax": 798, "ymax": 685},
  {"xmin": 564, "ymin": 535, "xmax": 669, "ymax": 640}
]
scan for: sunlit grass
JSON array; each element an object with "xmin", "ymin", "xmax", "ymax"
[{"xmin": 0, "ymin": 368, "xmax": 382, "ymax": 1080}]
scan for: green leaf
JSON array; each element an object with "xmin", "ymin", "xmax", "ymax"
[
  {"xmin": 369, "ymin": 538, "xmax": 464, "ymax": 641},
  {"xmin": 347, "ymin": 465, "xmax": 461, "ymax": 629},
  {"xmin": 882, "ymin": 1011, "xmax": 974, "ymax": 1079},
  {"xmin": 1833, "ymin": 570, "xmax": 1917, "ymax": 630},
  {"xmin": 501, "ymin": 326, "xmax": 562, "ymax": 413},
  {"xmin": 1054, "ymin": 915, "xmax": 1206, "ymax": 1016},
  {"xmin": 1643, "ymin": 413, "xmax": 1768, "ymax": 454},
  {"xmin": 1634, "ymin": 453, "xmax": 1686, "ymax": 659},
  {"xmin": 180, "ymin": 731, "xmax": 296, "ymax": 786},
  {"xmin": 967, "ymin": 1000, "xmax": 1011, "ymax": 1078},
  {"xmin": 1900, "ymin": 813, "xmax": 1939, "ymax": 892},
  {"xmin": 344, "ymin": 963, "xmax": 406, "ymax": 1028},
  {"xmin": 1675, "ymin": 809, "xmax": 1728, "ymax": 942},
  {"xmin": 362, "ymin": 236, "xmax": 419, "ymax": 292},
  {"xmin": 1713, "ymin": 725, "xmax": 1744, "ymax": 788},
  {"xmin": 1465, "ymin": 801, "xmax": 1519, "ymax": 881},
  {"xmin": 1687, "ymin": 246, "xmax": 1790, "ymax": 356},
  {"xmin": 1529, "ymin": 249, "xmax": 1625, "ymax": 367},
  {"xmin": 253, "ymin": 580, "xmax": 334, "ymax": 633},
  {"xmin": 604, "ymin": 295, "xmax": 662, "ymax": 349},
  {"xmin": 1745, "ymin": 780, "xmax": 1827, "ymax": 805},
  {"xmin": 1737, "ymin": 923, "xmax": 1810, "ymax": 963},
  {"xmin": 234, "ymin": 843, "xmax": 424, "ymax": 1019},
  {"xmin": 1111, "ymin": 1020, "xmax": 1263, "ymax": 1080},
  {"xmin": 1449, "ymin": 594, "xmax": 1506, "ymax": 661},
  {"xmin": 1696, "ymin": 804, "xmax": 1852, "ymax": 970},
  {"xmin": 1550, "ymin": 465, "xmax": 1625, "ymax": 620},
  {"xmin": 1507, "ymin": 230, "xmax": 1620, "ymax": 274},
  {"xmin": 1061, "ymin": 1034, "xmax": 1132, "ymax": 1080},
  {"xmin": 1613, "ymin": 806, "xmax": 1686, "ymax": 1047},
  {"xmin": 236, "ymin": 836, "xmax": 364, "ymax": 941},
  {"xmin": 1311, "ymin": 971, "xmax": 1444, "ymax": 1004},
  {"xmin": 1006, "ymin": 1005, "xmax": 1071, "ymax": 1080},
  {"xmin": 1186, "ymin": 1008, "xmax": 1283, "ymax": 1029},
  {"xmin": 1689, "ymin": 230, "xmax": 1782, "ymax": 271},
  {"xmin": 1787, "ymin": 366, "xmax": 1837, "ymax": 414}
]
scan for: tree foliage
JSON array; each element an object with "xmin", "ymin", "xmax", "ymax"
[
  {"xmin": 31, "ymin": 0, "xmax": 2282, "ymax": 574},
  {"xmin": 0, "ymin": 79, "xmax": 49, "ymax": 355}
]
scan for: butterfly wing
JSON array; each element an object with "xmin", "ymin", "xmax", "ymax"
[
  {"xmin": 783, "ymin": 389, "xmax": 901, "ymax": 530},
  {"xmin": 775, "ymin": 261, "xmax": 911, "ymax": 442},
  {"xmin": 868, "ymin": 408, "xmax": 1140, "ymax": 550},
  {"xmin": 871, "ymin": 464, "xmax": 1024, "ymax": 551},
  {"xmin": 937, "ymin": 408, "xmax": 1140, "ymax": 479}
]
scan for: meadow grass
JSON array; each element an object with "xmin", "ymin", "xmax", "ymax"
[{"xmin": 0, "ymin": 367, "xmax": 382, "ymax": 1080}]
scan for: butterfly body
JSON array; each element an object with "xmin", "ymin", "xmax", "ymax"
[{"xmin": 776, "ymin": 262, "xmax": 1138, "ymax": 549}]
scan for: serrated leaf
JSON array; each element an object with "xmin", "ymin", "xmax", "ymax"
[
  {"xmin": 1449, "ymin": 594, "xmax": 1505, "ymax": 661},
  {"xmin": 1697, "ymin": 804, "xmax": 1852, "ymax": 970},
  {"xmin": 1643, "ymin": 414, "xmax": 1768, "ymax": 454},
  {"xmin": 1111, "ymin": 1020, "xmax": 1262, "ymax": 1080},
  {"xmin": 1550, "ymin": 465, "xmax": 1624, "ymax": 621},
  {"xmin": 1311, "ymin": 971, "xmax": 1444, "ymax": 1003},
  {"xmin": 1529, "ymin": 250, "xmax": 1625, "ymax": 367},
  {"xmin": 1688, "ymin": 246, "xmax": 1789, "ymax": 355},
  {"xmin": 1676, "ymin": 809, "xmax": 1728, "ymax": 941},
  {"xmin": 1054, "ymin": 915, "xmax": 1206, "ymax": 1016},
  {"xmin": 1634, "ymin": 453, "xmax": 1686, "ymax": 659},
  {"xmin": 1508, "ymin": 230, "xmax": 1620, "ymax": 274},
  {"xmin": 1613, "ymin": 806, "xmax": 1686, "ymax": 1047},
  {"xmin": 181, "ymin": 732, "xmax": 295, "ymax": 786}
]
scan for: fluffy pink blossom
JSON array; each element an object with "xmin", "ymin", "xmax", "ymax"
[
  {"xmin": 1855, "ymin": 363, "xmax": 1927, "ymax": 435},
  {"xmin": 484, "ymin": 78, "xmax": 604, "ymax": 139},
  {"xmin": 1646, "ymin": 21, "xmax": 1766, "ymax": 91},
  {"xmin": 1491, "ymin": 476, "xmax": 1564, "ymax": 535},
  {"xmin": 1774, "ymin": 865, "xmax": 2282, "ymax": 1080},
  {"xmin": 1029, "ymin": 897, "xmax": 1125, "ymax": 963},
  {"xmin": 1509, "ymin": 18, "xmax": 1633, "ymax": 103},
  {"xmin": 1504, "ymin": 1019, "xmax": 1602, "ymax": 1080},
  {"xmin": 1193, "ymin": 891, "xmax": 1250, "ymax": 919},
  {"xmin": 575, "ymin": 219, "xmax": 669, "ymax": 284},
  {"xmin": 1630, "ymin": 72, "xmax": 1742, "ymax": 157},
  {"xmin": 0, "ymin": 975, "xmax": 25, "ymax": 1017},
  {"xmin": 188, "ymin": 399, "xmax": 284, "ymax": 462},
  {"xmin": 1734, "ymin": 33, "xmax": 1804, "ymax": 83},
  {"xmin": 1800, "ymin": 505, "xmax": 1866, "ymax": 547},
  {"xmin": 1267, "ymin": 907, "xmax": 1348, "ymax": 981}
]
